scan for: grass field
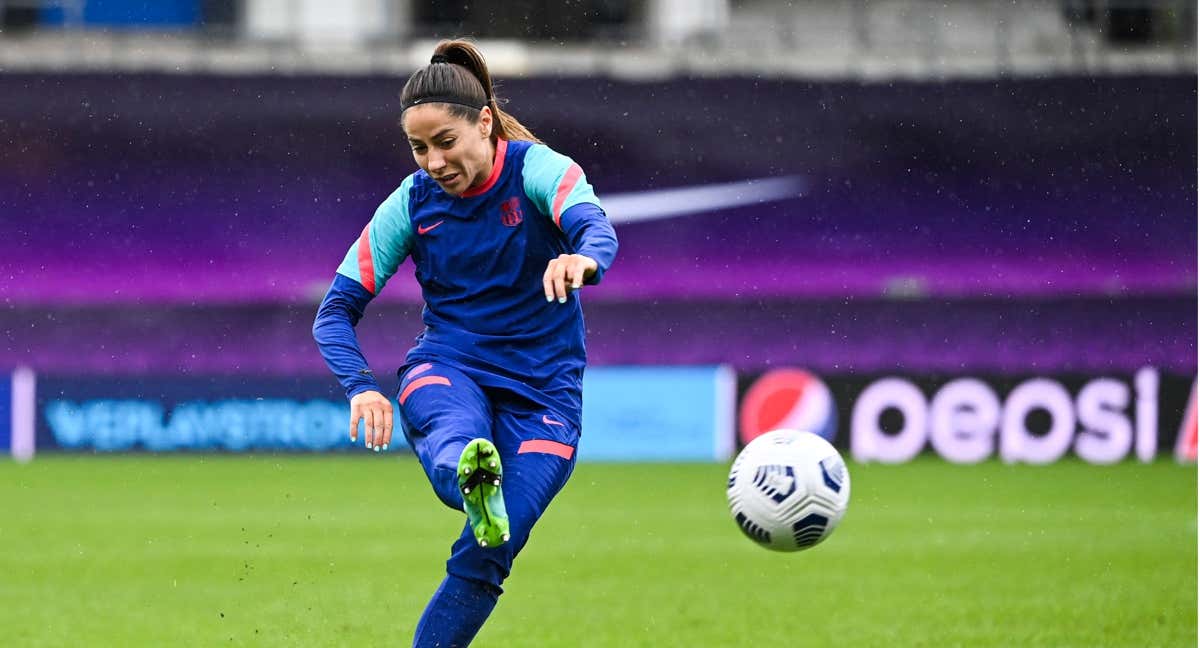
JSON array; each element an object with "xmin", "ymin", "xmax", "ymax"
[{"xmin": 0, "ymin": 455, "xmax": 1194, "ymax": 647}]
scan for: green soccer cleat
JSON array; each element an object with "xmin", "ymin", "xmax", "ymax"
[{"xmin": 457, "ymin": 438, "xmax": 510, "ymax": 548}]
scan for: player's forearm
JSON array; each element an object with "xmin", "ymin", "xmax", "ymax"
[
  {"xmin": 313, "ymin": 275, "xmax": 383, "ymax": 399},
  {"xmin": 560, "ymin": 203, "xmax": 618, "ymax": 284}
]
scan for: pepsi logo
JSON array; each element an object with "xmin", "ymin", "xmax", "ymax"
[{"xmin": 739, "ymin": 368, "xmax": 838, "ymax": 445}]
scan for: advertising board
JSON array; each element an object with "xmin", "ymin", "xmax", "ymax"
[{"xmin": 739, "ymin": 367, "xmax": 1196, "ymax": 464}]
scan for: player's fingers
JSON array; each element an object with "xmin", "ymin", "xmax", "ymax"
[
  {"xmin": 564, "ymin": 259, "xmax": 579, "ymax": 291},
  {"xmin": 363, "ymin": 407, "xmax": 377, "ymax": 449},
  {"xmin": 553, "ymin": 255, "xmax": 569, "ymax": 302},
  {"xmin": 542, "ymin": 260, "xmax": 557, "ymax": 302},
  {"xmin": 382, "ymin": 404, "xmax": 394, "ymax": 450},
  {"xmin": 553, "ymin": 272, "xmax": 567, "ymax": 302},
  {"xmin": 349, "ymin": 403, "xmax": 361, "ymax": 442},
  {"xmin": 571, "ymin": 257, "xmax": 592, "ymax": 290}
]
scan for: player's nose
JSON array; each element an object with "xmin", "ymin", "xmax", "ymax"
[{"xmin": 426, "ymin": 151, "xmax": 446, "ymax": 171}]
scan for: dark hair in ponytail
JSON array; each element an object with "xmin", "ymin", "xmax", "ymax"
[{"xmin": 400, "ymin": 39, "xmax": 542, "ymax": 144}]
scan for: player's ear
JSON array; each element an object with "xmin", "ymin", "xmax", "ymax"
[{"xmin": 477, "ymin": 106, "xmax": 493, "ymax": 139}]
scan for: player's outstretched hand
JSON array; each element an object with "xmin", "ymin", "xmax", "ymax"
[
  {"xmin": 543, "ymin": 253, "xmax": 598, "ymax": 304},
  {"xmin": 349, "ymin": 389, "xmax": 394, "ymax": 452}
]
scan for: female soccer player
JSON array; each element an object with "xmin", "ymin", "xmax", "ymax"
[{"xmin": 312, "ymin": 39, "xmax": 618, "ymax": 647}]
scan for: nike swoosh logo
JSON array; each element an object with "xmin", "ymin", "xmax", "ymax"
[
  {"xmin": 542, "ymin": 415, "xmax": 565, "ymax": 427},
  {"xmin": 602, "ymin": 176, "xmax": 807, "ymax": 225},
  {"xmin": 418, "ymin": 220, "xmax": 445, "ymax": 235}
]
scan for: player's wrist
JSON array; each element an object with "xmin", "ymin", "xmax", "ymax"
[{"xmin": 347, "ymin": 383, "xmax": 383, "ymax": 402}]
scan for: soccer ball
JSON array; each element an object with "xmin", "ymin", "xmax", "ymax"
[{"xmin": 726, "ymin": 429, "xmax": 851, "ymax": 552}]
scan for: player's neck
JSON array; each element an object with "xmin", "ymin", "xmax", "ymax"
[
  {"xmin": 460, "ymin": 138, "xmax": 506, "ymax": 198},
  {"xmin": 471, "ymin": 140, "xmax": 497, "ymax": 189}
]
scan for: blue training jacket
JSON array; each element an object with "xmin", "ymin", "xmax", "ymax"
[{"xmin": 313, "ymin": 139, "xmax": 619, "ymax": 427}]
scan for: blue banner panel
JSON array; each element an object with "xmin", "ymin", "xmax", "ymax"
[
  {"xmin": 35, "ymin": 368, "xmax": 737, "ymax": 459},
  {"xmin": 35, "ymin": 376, "xmax": 393, "ymax": 453},
  {"xmin": 579, "ymin": 366, "xmax": 734, "ymax": 462},
  {"xmin": 0, "ymin": 372, "xmax": 11, "ymax": 453}
]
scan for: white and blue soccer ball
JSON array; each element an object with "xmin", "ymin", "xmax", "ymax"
[{"xmin": 726, "ymin": 429, "xmax": 851, "ymax": 552}]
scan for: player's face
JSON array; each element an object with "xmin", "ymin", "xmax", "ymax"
[{"xmin": 403, "ymin": 105, "xmax": 494, "ymax": 196}]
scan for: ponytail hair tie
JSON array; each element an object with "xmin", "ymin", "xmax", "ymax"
[{"xmin": 430, "ymin": 53, "xmax": 450, "ymax": 64}]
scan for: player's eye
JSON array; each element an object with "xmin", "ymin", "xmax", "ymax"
[
  {"xmin": 410, "ymin": 144, "xmax": 426, "ymax": 153},
  {"xmin": 438, "ymin": 139, "xmax": 456, "ymax": 149}
]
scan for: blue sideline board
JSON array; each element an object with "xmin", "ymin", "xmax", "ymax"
[
  {"xmin": 32, "ymin": 367, "xmax": 735, "ymax": 461},
  {"xmin": 0, "ymin": 373, "xmax": 10, "ymax": 453}
]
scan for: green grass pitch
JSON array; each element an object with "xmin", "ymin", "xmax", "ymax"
[{"xmin": 0, "ymin": 455, "xmax": 1194, "ymax": 647}]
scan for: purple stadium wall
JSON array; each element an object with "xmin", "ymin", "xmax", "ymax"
[{"xmin": 0, "ymin": 73, "xmax": 1194, "ymax": 374}]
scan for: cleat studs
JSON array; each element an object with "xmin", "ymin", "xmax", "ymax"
[
  {"xmin": 502, "ymin": 533, "xmax": 510, "ymax": 542},
  {"xmin": 462, "ymin": 487, "xmax": 471, "ymax": 494},
  {"xmin": 479, "ymin": 539, "xmax": 488, "ymax": 547},
  {"xmin": 493, "ymin": 479, "xmax": 500, "ymax": 486},
  {"xmin": 462, "ymin": 466, "xmax": 471, "ymax": 475}
]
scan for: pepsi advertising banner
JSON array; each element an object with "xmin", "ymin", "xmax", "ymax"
[{"xmin": 738, "ymin": 368, "xmax": 1197, "ymax": 464}]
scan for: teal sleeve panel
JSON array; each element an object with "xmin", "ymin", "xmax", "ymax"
[{"xmin": 521, "ymin": 144, "xmax": 602, "ymax": 228}]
